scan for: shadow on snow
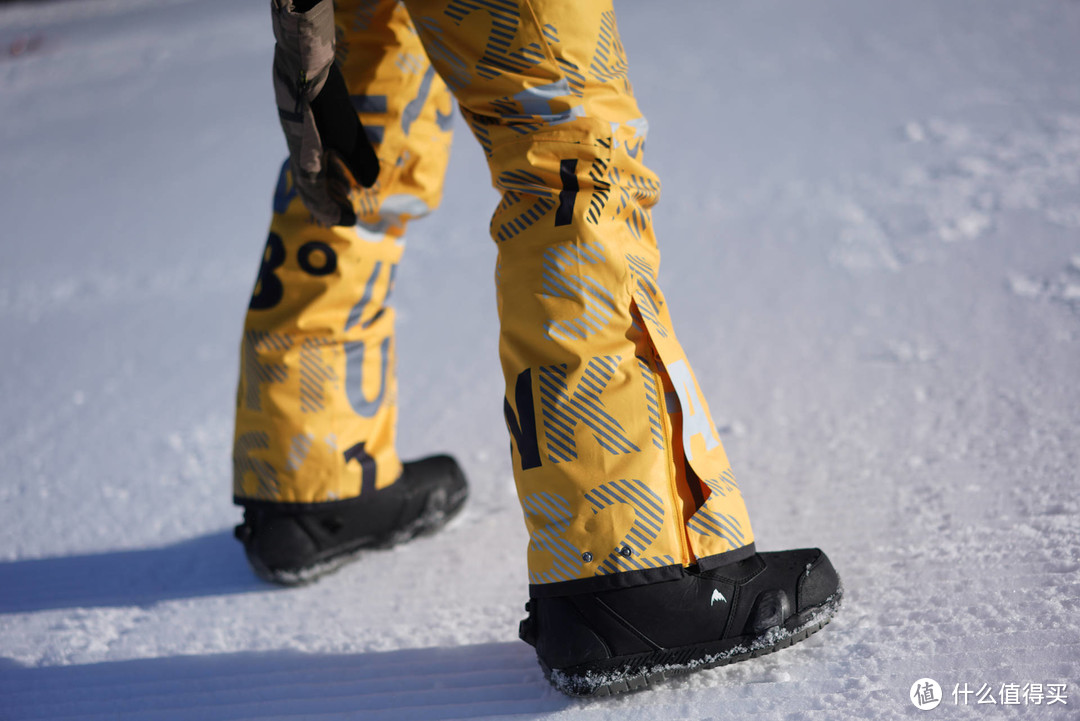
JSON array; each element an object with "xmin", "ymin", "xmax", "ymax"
[
  {"xmin": 0, "ymin": 643, "xmax": 570, "ymax": 720},
  {"xmin": 0, "ymin": 530, "xmax": 265, "ymax": 613}
]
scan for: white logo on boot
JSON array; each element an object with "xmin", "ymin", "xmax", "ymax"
[{"xmin": 710, "ymin": 589, "xmax": 727, "ymax": 606}]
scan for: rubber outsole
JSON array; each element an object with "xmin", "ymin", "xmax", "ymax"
[{"xmin": 542, "ymin": 585, "xmax": 843, "ymax": 697}]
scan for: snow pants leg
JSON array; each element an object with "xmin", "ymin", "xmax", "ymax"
[
  {"xmin": 400, "ymin": 0, "xmax": 756, "ymax": 594},
  {"xmin": 233, "ymin": 0, "xmax": 454, "ymax": 505},
  {"xmin": 234, "ymin": 0, "xmax": 756, "ymax": 595}
]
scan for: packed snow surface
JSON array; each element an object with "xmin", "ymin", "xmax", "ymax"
[{"xmin": 1, "ymin": 0, "xmax": 1078, "ymax": 718}]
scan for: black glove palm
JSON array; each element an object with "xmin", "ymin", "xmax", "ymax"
[{"xmin": 310, "ymin": 62, "xmax": 380, "ymax": 225}]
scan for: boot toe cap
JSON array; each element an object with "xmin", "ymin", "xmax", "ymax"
[{"xmin": 796, "ymin": 549, "xmax": 840, "ymax": 613}]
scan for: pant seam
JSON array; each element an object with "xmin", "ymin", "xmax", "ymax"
[{"xmin": 633, "ymin": 299, "xmax": 691, "ymax": 568}]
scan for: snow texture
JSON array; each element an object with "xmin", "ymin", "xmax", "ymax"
[{"xmin": 1, "ymin": 0, "xmax": 1078, "ymax": 718}]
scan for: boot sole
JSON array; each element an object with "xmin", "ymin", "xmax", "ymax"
[
  {"xmin": 543, "ymin": 584, "xmax": 843, "ymax": 697},
  {"xmin": 247, "ymin": 485, "xmax": 469, "ymax": 587}
]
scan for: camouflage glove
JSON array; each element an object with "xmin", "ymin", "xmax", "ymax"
[{"xmin": 271, "ymin": 0, "xmax": 379, "ymax": 226}]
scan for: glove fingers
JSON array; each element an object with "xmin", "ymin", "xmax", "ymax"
[
  {"xmin": 293, "ymin": 171, "xmax": 348, "ymax": 227},
  {"xmin": 325, "ymin": 152, "xmax": 358, "ymax": 226},
  {"xmin": 341, "ymin": 128, "xmax": 380, "ymax": 188}
]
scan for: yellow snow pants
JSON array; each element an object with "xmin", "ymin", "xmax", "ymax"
[{"xmin": 234, "ymin": 0, "xmax": 756, "ymax": 594}]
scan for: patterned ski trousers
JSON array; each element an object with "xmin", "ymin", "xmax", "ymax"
[{"xmin": 234, "ymin": 0, "xmax": 755, "ymax": 595}]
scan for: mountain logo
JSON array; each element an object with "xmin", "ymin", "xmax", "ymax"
[{"xmin": 710, "ymin": 589, "xmax": 727, "ymax": 606}]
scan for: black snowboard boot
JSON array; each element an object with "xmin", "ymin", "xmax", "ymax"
[
  {"xmin": 234, "ymin": 454, "xmax": 468, "ymax": 586},
  {"xmin": 518, "ymin": 548, "xmax": 842, "ymax": 696}
]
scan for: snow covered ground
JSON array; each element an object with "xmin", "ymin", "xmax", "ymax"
[{"xmin": 1, "ymin": 0, "xmax": 1078, "ymax": 718}]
